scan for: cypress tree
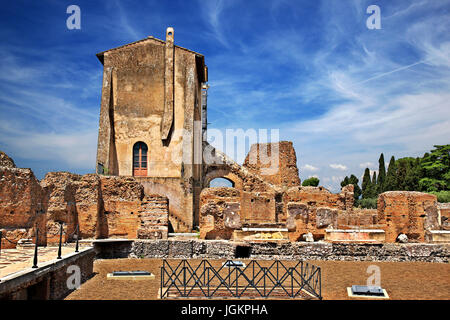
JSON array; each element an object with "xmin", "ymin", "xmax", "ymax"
[
  {"xmin": 377, "ymin": 153, "xmax": 386, "ymax": 193},
  {"xmin": 371, "ymin": 171, "xmax": 377, "ymax": 197},
  {"xmin": 397, "ymin": 159, "xmax": 408, "ymax": 190},
  {"xmin": 362, "ymin": 168, "xmax": 372, "ymax": 199},
  {"xmin": 385, "ymin": 156, "xmax": 397, "ymax": 191}
]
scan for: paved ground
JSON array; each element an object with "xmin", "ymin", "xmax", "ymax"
[
  {"xmin": 0, "ymin": 244, "xmax": 91, "ymax": 278},
  {"xmin": 66, "ymin": 258, "xmax": 450, "ymax": 300}
]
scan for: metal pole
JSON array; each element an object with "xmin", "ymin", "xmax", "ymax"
[
  {"xmin": 0, "ymin": 230, "xmax": 2, "ymax": 258},
  {"xmin": 319, "ymin": 269, "xmax": 322, "ymax": 300},
  {"xmin": 32, "ymin": 228, "xmax": 39, "ymax": 268},
  {"xmin": 75, "ymin": 225, "xmax": 79, "ymax": 252},
  {"xmin": 57, "ymin": 222, "xmax": 63, "ymax": 259},
  {"xmin": 235, "ymin": 267, "xmax": 238, "ymax": 297}
]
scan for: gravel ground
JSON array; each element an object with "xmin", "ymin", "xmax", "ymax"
[{"xmin": 65, "ymin": 258, "xmax": 450, "ymax": 300}]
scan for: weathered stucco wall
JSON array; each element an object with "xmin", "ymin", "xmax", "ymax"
[{"xmin": 95, "ymin": 29, "xmax": 206, "ymax": 232}]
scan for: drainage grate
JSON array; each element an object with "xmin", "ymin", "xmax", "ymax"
[
  {"xmin": 347, "ymin": 285, "xmax": 389, "ymax": 299},
  {"xmin": 222, "ymin": 260, "xmax": 246, "ymax": 268},
  {"xmin": 107, "ymin": 270, "xmax": 155, "ymax": 280},
  {"xmin": 112, "ymin": 271, "xmax": 151, "ymax": 276},
  {"xmin": 352, "ymin": 285, "xmax": 384, "ymax": 296}
]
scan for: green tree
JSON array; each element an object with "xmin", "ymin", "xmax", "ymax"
[
  {"xmin": 402, "ymin": 158, "xmax": 419, "ymax": 191},
  {"xmin": 340, "ymin": 176, "xmax": 350, "ymax": 188},
  {"xmin": 302, "ymin": 177, "xmax": 320, "ymax": 187},
  {"xmin": 385, "ymin": 156, "xmax": 397, "ymax": 191},
  {"xmin": 371, "ymin": 171, "xmax": 378, "ymax": 198},
  {"xmin": 419, "ymin": 145, "xmax": 450, "ymax": 191},
  {"xmin": 340, "ymin": 175, "xmax": 362, "ymax": 200},
  {"xmin": 361, "ymin": 168, "xmax": 372, "ymax": 199},
  {"xmin": 396, "ymin": 158, "xmax": 408, "ymax": 190},
  {"xmin": 349, "ymin": 174, "xmax": 362, "ymax": 200},
  {"xmin": 377, "ymin": 153, "xmax": 386, "ymax": 193}
]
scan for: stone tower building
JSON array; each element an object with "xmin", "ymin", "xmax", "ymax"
[{"xmin": 95, "ymin": 28, "xmax": 208, "ymax": 231}]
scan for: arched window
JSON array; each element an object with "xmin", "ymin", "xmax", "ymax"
[{"xmin": 133, "ymin": 142, "xmax": 148, "ymax": 176}]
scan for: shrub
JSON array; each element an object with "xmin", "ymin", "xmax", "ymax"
[
  {"xmin": 429, "ymin": 190, "xmax": 450, "ymax": 203},
  {"xmin": 302, "ymin": 177, "xmax": 320, "ymax": 187},
  {"xmin": 355, "ymin": 198, "xmax": 378, "ymax": 209}
]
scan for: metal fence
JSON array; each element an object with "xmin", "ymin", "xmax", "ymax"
[
  {"xmin": 160, "ymin": 259, "xmax": 322, "ymax": 299},
  {"xmin": 0, "ymin": 223, "xmax": 80, "ymax": 269}
]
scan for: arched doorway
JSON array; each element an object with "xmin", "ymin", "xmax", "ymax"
[{"xmin": 133, "ymin": 142, "xmax": 148, "ymax": 176}]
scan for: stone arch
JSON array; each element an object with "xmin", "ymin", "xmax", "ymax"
[
  {"xmin": 209, "ymin": 177, "xmax": 235, "ymax": 188},
  {"xmin": 203, "ymin": 169, "xmax": 243, "ymax": 190}
]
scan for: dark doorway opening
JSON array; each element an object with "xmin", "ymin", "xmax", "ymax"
[
  {"xmin": 27, "ymin": 278, "xmax": 49, "ymax": 300},
  {"xmin": 235, "ymin": 246, "xmax": 251, "ymax": 258}
]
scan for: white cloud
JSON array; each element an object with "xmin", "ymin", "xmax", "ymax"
[
  {"xmin": 301, "ymin": 164, "xmax": 319, "ymax": 172},
  {"xmin": 0, "ymin": 121, "xmax": 97, "ymax": 169},
  {"xmin": 330, "ymin": 164, "xmax": 347, "ymax": 171}
]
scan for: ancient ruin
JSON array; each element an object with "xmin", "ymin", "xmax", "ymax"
[{"xmin": 1, "ymin": 28, "xmax": 449, "ymax": 252}]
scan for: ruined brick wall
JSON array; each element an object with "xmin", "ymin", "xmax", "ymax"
[
  {"xmin": 199, "ymin": 187, "xmax": 241, "ymax": 240},
  {"xmin": 198, "ymin": 184, "xmax": 357, "ymax": 241},
  {"xmin": 240, "ymin": 191, "xmax": 277, "ymax": 225},
  {"xmin": 243, "ymin": 141, "xmax": 301, "ymax": 187},
  {"xmin": 99, "ymin": 175, "xmax": 144, "ymax": 238},
  {"xmin": 378, "ymin": 191, "xmax": 439, "ymax": 243},
  {"xmin": 284, "ymin": 186, "xmax": 353, "ymax": 241},
  {"xmin": 337, "ymin": 208, "xmax": 380, "ymax": 229},
  {"xmin": 73, "ymin": 175, "xmax": 102, "ymax": 238},
  {"xmin": 0, "ymin": 153, "xmax": 169, "ymax": 247},
  {"xmin": 137, "ymin": 194, "xmax": 169, "ymax": 239},
  {"xmin": 135, "ymin": 176, "xmax": 192, "ymax": 232},
  {"xmin": 0, "ymin": 151, "xmax": 16, "ymax": 168},
  {"xmin": 0, "ymin": 166, "xmax": 44, "ymax": 248},
  {"xmin": 40, "ymin": 172, "xmax": 81, "ymax": 243},
  {"xmin": 203, "ymin": 142, "xmax": 275, "ymax": 193},
  {"xmin": 438, "ymin": 203, "xmax": 450, "ymax": 230}
]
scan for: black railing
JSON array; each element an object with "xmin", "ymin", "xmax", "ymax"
[
  {"xmin": 160, "ymin": 259, "xmax": 322, "ymax": 299},
  {"xmin": 0, "ymin": 224, "xmax": 81, "ymax": 270}
]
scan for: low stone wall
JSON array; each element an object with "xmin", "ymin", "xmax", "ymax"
[
  {"xmin": 125, "ymin": 239, "xmax": 450, "ymax": 263},
  {"xmin": 0, "ymin": 247, "xmax": 95, "ymax": 300}
]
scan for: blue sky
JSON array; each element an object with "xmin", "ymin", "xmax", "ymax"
[{"xmin": 0, "ymin": 0, "xmax": 449, "ymax": 192}]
